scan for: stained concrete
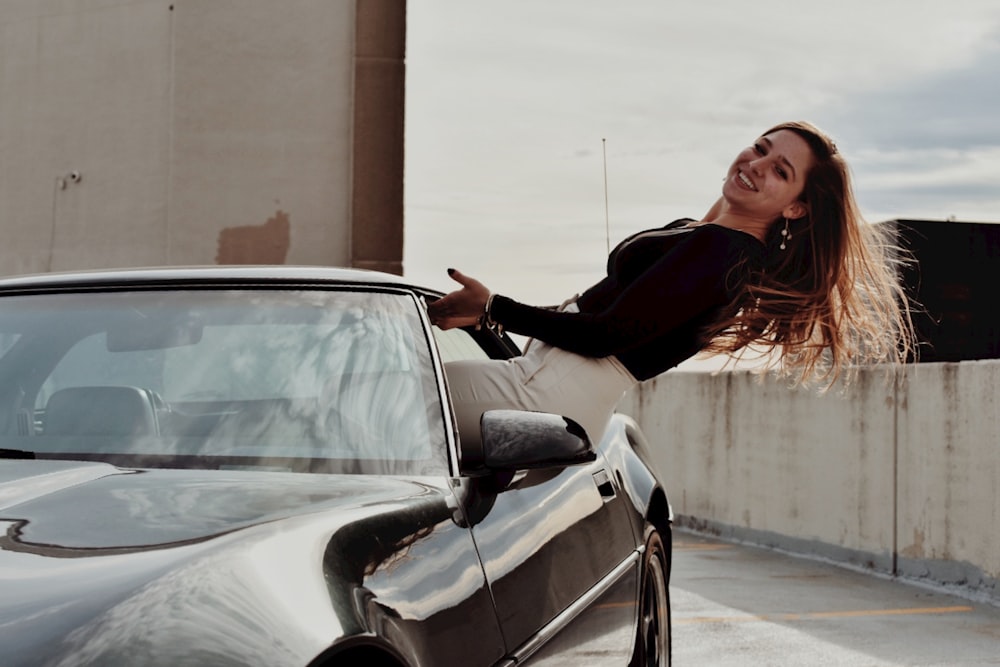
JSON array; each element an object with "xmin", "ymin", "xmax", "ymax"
[
  {"xmin": 618, "ymin": 360, "xmax": 1000, "ymax": 604},
  {"xmin": 672, "ymin": 530, "xmax": 1000, "ymax": 666}
]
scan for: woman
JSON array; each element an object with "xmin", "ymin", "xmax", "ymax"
[{"xmin": 428, "ymin": 121, "xmax": 915, "ymax": 446}]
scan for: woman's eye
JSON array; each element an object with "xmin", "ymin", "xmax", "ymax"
[
  {"xmin": 776, "ymin": 167, "xmax": 787, "ymax": 179},
  {"xmin": 753, "ymin": 143, "xmax": 765, "ymax": 155}
]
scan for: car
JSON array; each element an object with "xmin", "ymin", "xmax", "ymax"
[{"xmin": 0, "ymin": 266, "xmax": 672, "ymax": 666}]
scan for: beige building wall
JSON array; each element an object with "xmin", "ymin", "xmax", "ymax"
[{"xmin": 0, "ymin": 0, "xmax": 404, "ymax": 276}]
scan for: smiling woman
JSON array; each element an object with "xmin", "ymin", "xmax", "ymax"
[{"xmin": 429, "ymin": 121, "xmax": 916, "ymax": 446}]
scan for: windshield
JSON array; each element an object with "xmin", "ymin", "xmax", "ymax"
[{"xmin": 0, "ymin": 288, "xmax": 447, "ymax": 475}]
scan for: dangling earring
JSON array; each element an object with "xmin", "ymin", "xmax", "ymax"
[{"xmin": 779, "ymin": 217, "xmax": 791, "ymax": 250}]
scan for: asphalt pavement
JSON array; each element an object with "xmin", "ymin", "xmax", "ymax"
[{"xmin": 671, "ymin": 530, "xmax": 1000, "ymax": 666}]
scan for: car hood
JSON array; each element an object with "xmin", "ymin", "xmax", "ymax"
[
  {"xmin": 0, "ymin": 459, "xmax": 455, "ymax": 667},
  {"xmin": 0, "ymin": 459, "xmax": 446, "ymax": 550}
]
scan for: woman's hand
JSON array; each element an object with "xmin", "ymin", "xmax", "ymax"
[{"xmin": 427, "ymin": 269, "xmax": 490, "ymax": 330}]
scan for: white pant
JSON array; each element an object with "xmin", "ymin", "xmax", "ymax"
[{"xmin": 444, "ymin": 310, "xmax": 637, "ymax": 447}]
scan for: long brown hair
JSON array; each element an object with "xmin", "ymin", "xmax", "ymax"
[{"xmin": 705, "ymin": 121, "xmax": 916, "ymax": 386}]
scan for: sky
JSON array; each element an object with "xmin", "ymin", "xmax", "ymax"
[{"xmin": 402, "ymin": 0, "xmax": 1000, "ymax": 309}]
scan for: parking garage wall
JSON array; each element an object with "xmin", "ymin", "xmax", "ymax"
[
  {"xmin": 0, "ymin": 0, "xmax": 404, "ymax": 276},
  {"xmin": 619, "ymin": 359, "xmax": 1000, "ymax": 602}
]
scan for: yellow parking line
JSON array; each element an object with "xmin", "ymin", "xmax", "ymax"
[
  {"xmin": 793, "ymin": 606, "xmax": 974, "ymax": 620},
  {"xmin": 675, "ymin": 605, "xmax": 973, "ymax": 625}
]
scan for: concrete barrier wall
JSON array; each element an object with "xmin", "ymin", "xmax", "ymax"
[
  {"xmin": 618, "ymin": 360, "xmax": 1000, "ymax": 600},
  {"xmin": 896, "ymin": 361, "xmax": 1000, "ymax": 592}
]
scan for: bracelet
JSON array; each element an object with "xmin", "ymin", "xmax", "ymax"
[{"xmin": 476, "ymin": 294, "xmax": 503, "ymax": 335}]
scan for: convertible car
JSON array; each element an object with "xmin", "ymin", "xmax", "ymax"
[{"xmin": 0, "ymin": 267, "xmax": 671, "ymax": 666}]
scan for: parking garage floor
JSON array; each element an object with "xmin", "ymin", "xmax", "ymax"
[{"xmin": 671, "ymin": 530, "xmax": 1000, "ymax": 666}]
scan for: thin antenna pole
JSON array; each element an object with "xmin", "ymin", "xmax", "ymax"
[{"xmin": 602, "ymin": 138, "xmax": 610, "ymax": 255}]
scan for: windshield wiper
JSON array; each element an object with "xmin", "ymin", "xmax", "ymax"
[{"xmin": 0, "ymin": 448, "xmax": 35, "ymax": 459}]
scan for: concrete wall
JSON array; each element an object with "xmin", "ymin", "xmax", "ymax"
[
  {"xmin": 619, "ymin": 360, "xmax": 1000, "ymax": 600},
  {"xmin": 0, "ymin": 0, "xmax": 404, "ymax": 275}
]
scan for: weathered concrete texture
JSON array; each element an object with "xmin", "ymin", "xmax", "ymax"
[
  {"xmin": 677, "ymin": 516, "xmax": 896, "ymax": 574},
  {"xmin": 620, "ymin": 370, "xmax": 897, "ymax": 557},
  {"xmin": 618, "ymin": 360, "xmax": 1000, "ymax": 602},
  {"xmin": 1, "ymin": 1, "xmax": 404, "ymax": 275},
  {"xmin": 672, "ymin": 531, "xmax": 1000, "ymax": 667},
  {"xmin": 0, "ymin": 0, "xmax": 173, "ymax": 274},
  {"xmin": 896, "ymin": 361, "xmax": 1000, "ymax": 589},
  {"xmin": 216, "ymin": 210, "xmax": 290, "ymax": 264},
  {"xmin": 170, "ymin": 0, "xmax": 355, "ymax": 268}
]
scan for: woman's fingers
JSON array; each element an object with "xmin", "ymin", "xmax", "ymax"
[
  {"xmin": 428, "ymin": 289, "xmax": 480, "ymax": 329},
  {"xmin": 428, "ymin": 269, "xmax": 490, "ymax": 324},
  {"xmin": 447, "ymin": 268, "xmax": 487, "ymax": 293},
  {"xmin": 429, "ymin": 293, "xmax": 478, "ymax": 319}
]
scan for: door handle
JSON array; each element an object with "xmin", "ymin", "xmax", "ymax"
[{"xmin": 592, "ymin": 468, "xmax": 616, "ymax": 500}]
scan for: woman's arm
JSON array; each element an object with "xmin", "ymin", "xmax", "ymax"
[
  {"xmin": 430, "ymin": 225, "xmax": 751, "ymax": 357},
  {"xmin": 485, "ymin": 225, "xmax": 749, "ymax": 357}
]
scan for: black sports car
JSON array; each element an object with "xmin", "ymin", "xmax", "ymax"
[{"xmin": 0, "ymin": 267, "xmax": 671, "ymax": 666}]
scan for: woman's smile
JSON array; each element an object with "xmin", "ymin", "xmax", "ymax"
[{"xmin": 736, "ymin": 170, "xmax": 757, "ymax": 191}]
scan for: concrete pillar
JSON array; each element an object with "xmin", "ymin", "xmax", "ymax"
[{"xmin": 351, "ymin": 0, "xmax": 406, "ymax": 275}]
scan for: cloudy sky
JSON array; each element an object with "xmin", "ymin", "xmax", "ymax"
[{"xmin": 403, "ymin": 0, "xmax": 1000, "ymax": 308}]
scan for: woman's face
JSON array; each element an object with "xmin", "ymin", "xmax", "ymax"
[{"xmin": 722, "ymin": 129, "xmax": 816, "ymax": 221}]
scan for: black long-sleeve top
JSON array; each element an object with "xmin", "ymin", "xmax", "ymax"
[{"xmin": 488, "ymin": 219, "xmax": 765, "ymax": 381}]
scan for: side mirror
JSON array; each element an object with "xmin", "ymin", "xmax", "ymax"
[{"xmin": 470, "ymin": 409, "xmax": 596, "ymax": 472}]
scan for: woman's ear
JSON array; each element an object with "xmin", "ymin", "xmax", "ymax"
[{"xmin": 783, "ymin": 201, "xmax": 808, "ymax": 221}]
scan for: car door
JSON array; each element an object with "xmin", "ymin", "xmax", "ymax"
[{"xmin": 434, "ymin": 324, "xmax": 639, "ymax": 655}]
